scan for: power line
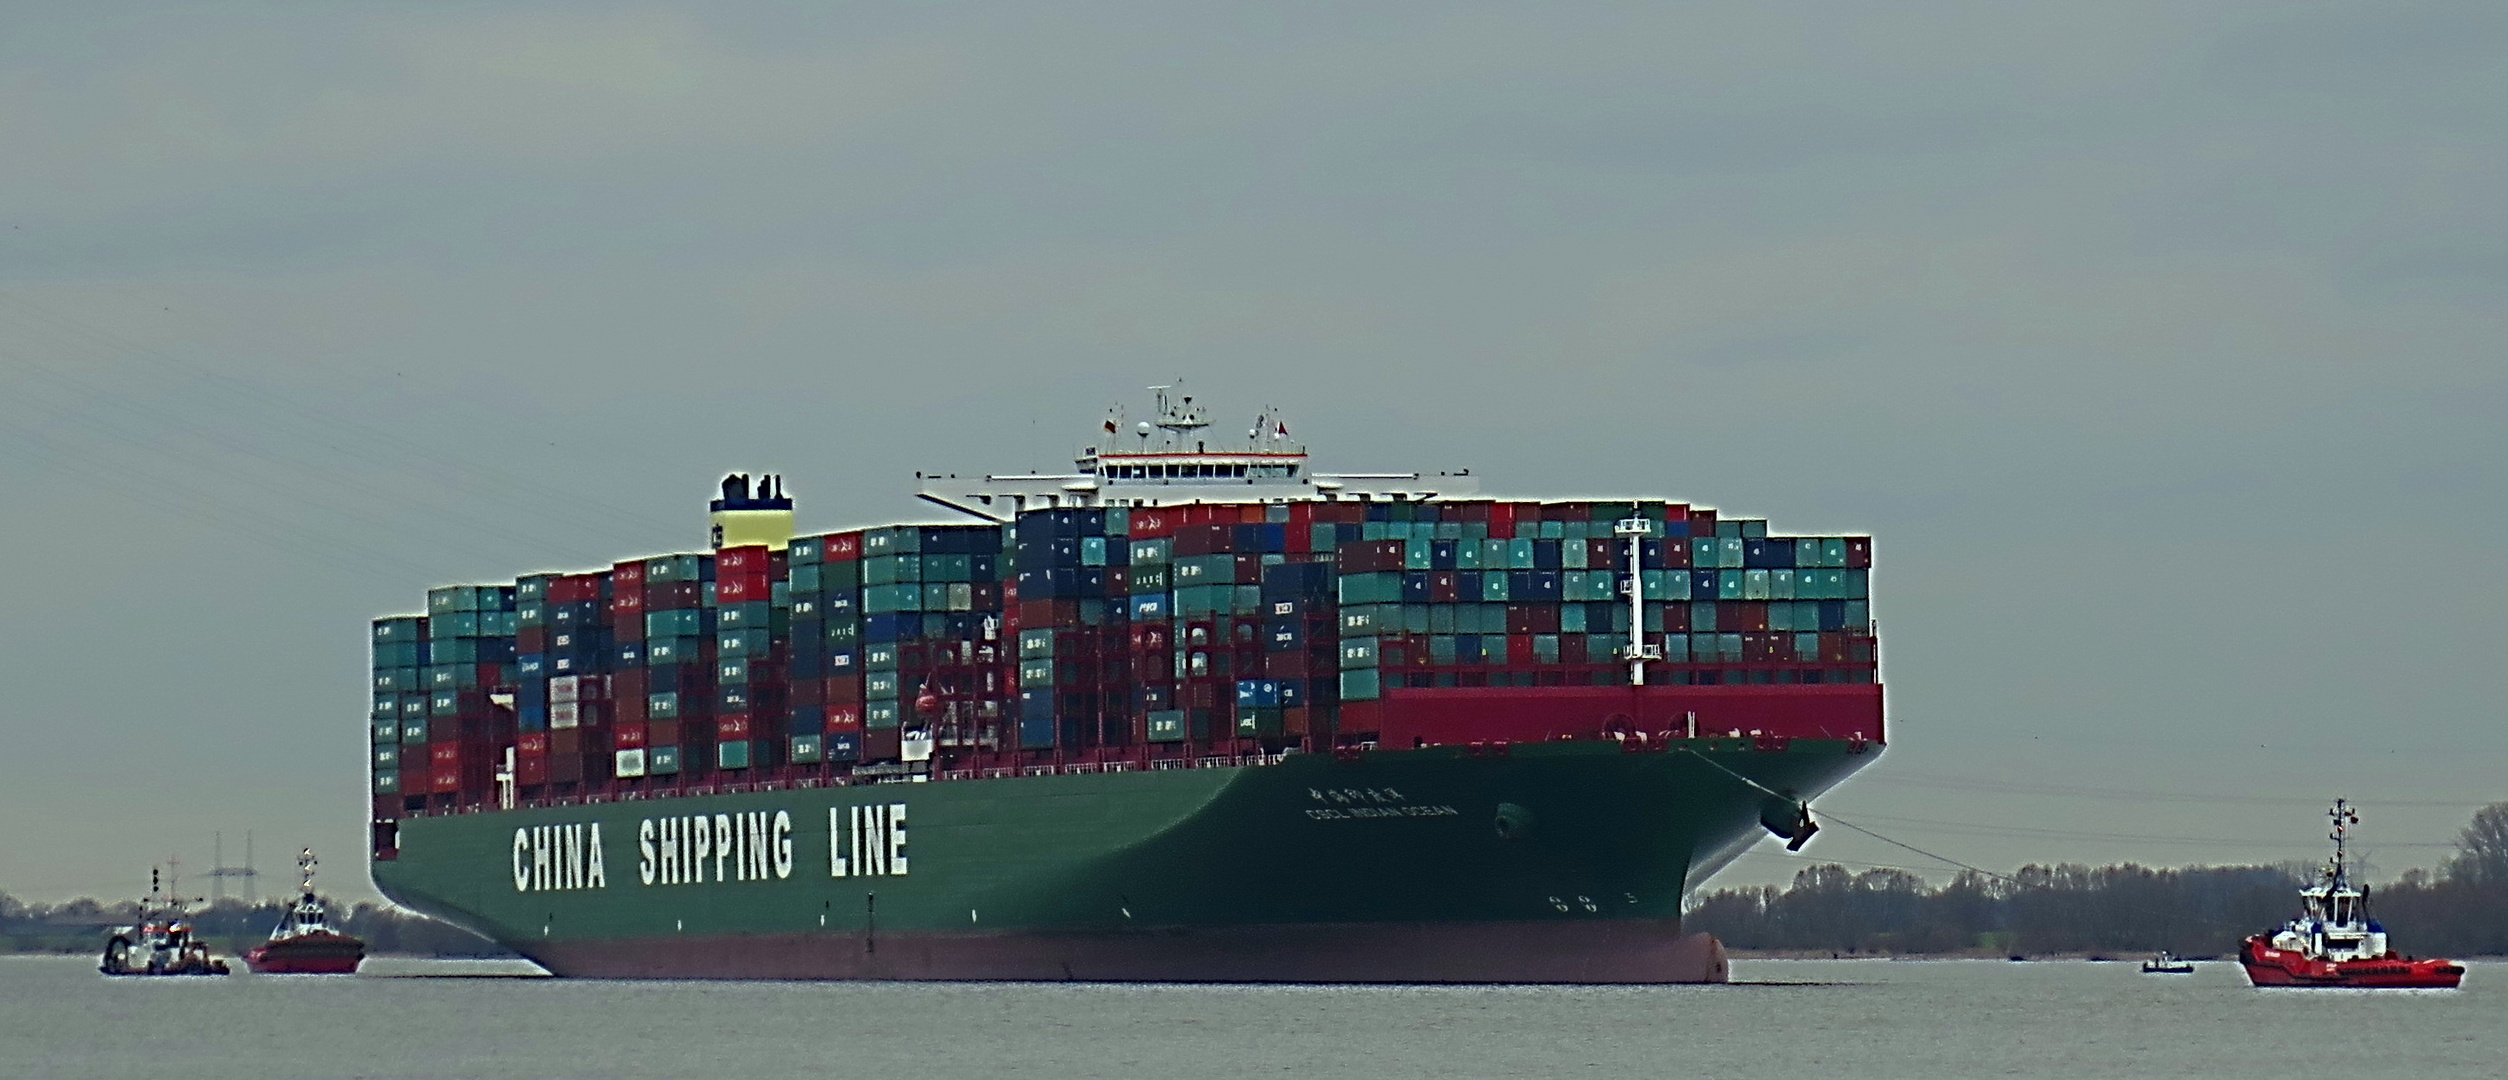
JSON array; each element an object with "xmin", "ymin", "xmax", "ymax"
[
  {"xmin": 1824, "ymin": 809, "xmax": 2460, "ymax": 850},
  {"xmin": 1856, "ymin": 771, "xmax": 2506, "ymax": 808}
]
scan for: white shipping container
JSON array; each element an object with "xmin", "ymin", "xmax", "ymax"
[
  {"xmin": 549, "ymin": 675, "xmax": 580, "ymax": 704},
  {"xmin": 551, "ymin": 701, "xmax": 580, "ymax": 729}
]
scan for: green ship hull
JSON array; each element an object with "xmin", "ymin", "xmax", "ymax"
[{"xmin": 372, "ymin": 738, "xmax": 1873, "ymax": 983}]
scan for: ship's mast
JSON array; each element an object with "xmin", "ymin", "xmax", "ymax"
[
  {"xmin": 1147, "ymin": 384, "xmax": 1209, "ymax": 450},
  {"xmin": 2326, "ymin": 799, "xmax": 2359, "ymax": 891},
  {"xmin": 1615, "ymin": 514, "xmax": 1660, "ymax": 686}
]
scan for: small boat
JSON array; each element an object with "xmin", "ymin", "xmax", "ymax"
[
  {"xmin": 2239, "ymin": 800, "xmax": 2464, "ymax": 989},
  {"xmin": 2141, "ymin": 952, "xmax": 2195, "ymax": 974},
  {"xmin": 244, "ymin": 849, "xmax": 365, "ymax": 975},
  {"xmin": 100, "ymin": 869, "xmax": 229, "ymax": 977}
]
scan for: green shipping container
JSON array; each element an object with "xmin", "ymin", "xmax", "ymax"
[{"xmin": 1339, "ymin": 668, "xmax": 1381, "ymax": 702}]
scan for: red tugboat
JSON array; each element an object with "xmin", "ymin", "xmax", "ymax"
[
  {"xmin": 244, "ymin": 849, "xmax": 365, "ymax": 975},
  {"xmin": 2239, "ymin": 800, "xmax": 2464, "ymax": 989}
]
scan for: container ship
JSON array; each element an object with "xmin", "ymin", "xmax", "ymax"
[{"xmin": 367, "ymin": 388, "xmax": 1884, "ymax": 982}]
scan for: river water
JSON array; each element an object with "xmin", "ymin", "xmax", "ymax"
[{"xmin": 1, "ymin": 955, "xmax": 2493, "ymax": 1078}]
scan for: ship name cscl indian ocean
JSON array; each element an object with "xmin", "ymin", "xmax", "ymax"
[{"xmin": 368, "ymin": 386, "xmax": 1883, "ymax": 983}]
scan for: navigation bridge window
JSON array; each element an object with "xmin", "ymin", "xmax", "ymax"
[{"xmin": 1104, "ymin": 463, "xmax": 1299, "ymax": 480}]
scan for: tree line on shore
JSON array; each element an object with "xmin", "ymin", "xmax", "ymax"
[
  {"xmin": 1686, "ymin": 802, "xmax": 2508, "ymax": 957},
  {"xmin": 0, "ymin": 893, "xmax": 508, "ymax": 958}
]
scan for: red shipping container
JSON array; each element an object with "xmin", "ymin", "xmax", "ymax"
[
  {"xmin": 430, "ymin": 766, "xmax": 461, "ymax": 794},
  {"xmin": 823, "ymin": 531, "xmax": 862, "ymax": 561},
  {"xmin": 1339, "ymin": 699, "xmax": 1384, "ymax": 737},
  {"xmin": 613, "ymin": 723, "xmax": 648, "ymax": 749},
  {"xmin": 644, "ymin": 581, "xmax": 701, "ymax": 609},
  {"xmin": 517, "ymin": 627, "xmax": 548, "ymax": 653},
  {"xmin": 716, "ymin": 714, "xmax": 750, "ymax": 740},
  {"xmin": 826, "ymin": 705, "xmax": 863, "ymax": 732},
  {"xmin": 1726, "ymin": 602, "xmax": 1769, "ymax": 632},
  {"xmin": 552, "ymin": 754, "xmax": 584, "ymax": 784},
  {"xmin": 429, "ymin": 741, "xmax": 463, "ymax": 767},
  {"xmin": 516, "ymin": 751, "xmax": 549, "ymax": 786},
  {"xmin": 717, "ymin": 575, "xmax": 768, "ymax": 604},
  {"xmin": 791, "ymin": 677, "xmax": 825, "ymax": 705},
  {"xmin": 1663, "ymin": 604, "xmax": 1691, "ymax": 633},
  {"xmin": 518, "ymin": 731, "xmax": 549, "ymax": 755},
  {"xmin": 1428, "ymin": 572, "xmax": 1459, "ymax": 604},
  {"xmin": 716, "ymin": 545, "xmax": 769, "ymax": 574},
  {"xmin": 1561, "ymin": 636, "xmax": 1588, "ymax": 664},
  {"xmin": 1283, "ymin": 707, "xmax": 1311, "ymax": 737},
  {"xmin": 610, "ymin": 590, "xmax": 646, "ymax": 617},
  {"xmin": 1508, "ymin": 635, "xmax": 1535, "ymax": 665},
  {"xmin": 554, "ymin": 573, "xmax": 607, "ymax": 603},
  {"xmin": 551, "ymin": 727, "xmax": 581, "ymax": 755},
  {"xmin": 1846, "ymin": 537, "xmax": 1872, "ymax": 568},
  {"xmin": 1663, "ymin": 541, "xmax": 1693, "ymax": 569},
  {"xmin": 611, "ymin": 560, "xmax": 647, "ymax": 588},
  {"xmin": 826, "ymin": 678, "xmax": 863, "ymax": 705},
  {"xmin": 1128, "ymin": 508, "xmax": 1177, "ymax": 539}
]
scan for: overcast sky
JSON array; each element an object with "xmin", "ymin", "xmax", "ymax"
[{"xmin": 2, "ymin": 2, "xmax": 2502, "ymax": 903}]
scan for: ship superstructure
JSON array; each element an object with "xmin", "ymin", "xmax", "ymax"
[{"xmin": 917, "ymin": 386, "xmax": 1477, "ymax": 518}]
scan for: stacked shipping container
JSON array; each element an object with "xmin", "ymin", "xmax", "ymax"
[{"xmin": 371, "ymin": 499, "xmax": 1874, "ymax": 815}]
